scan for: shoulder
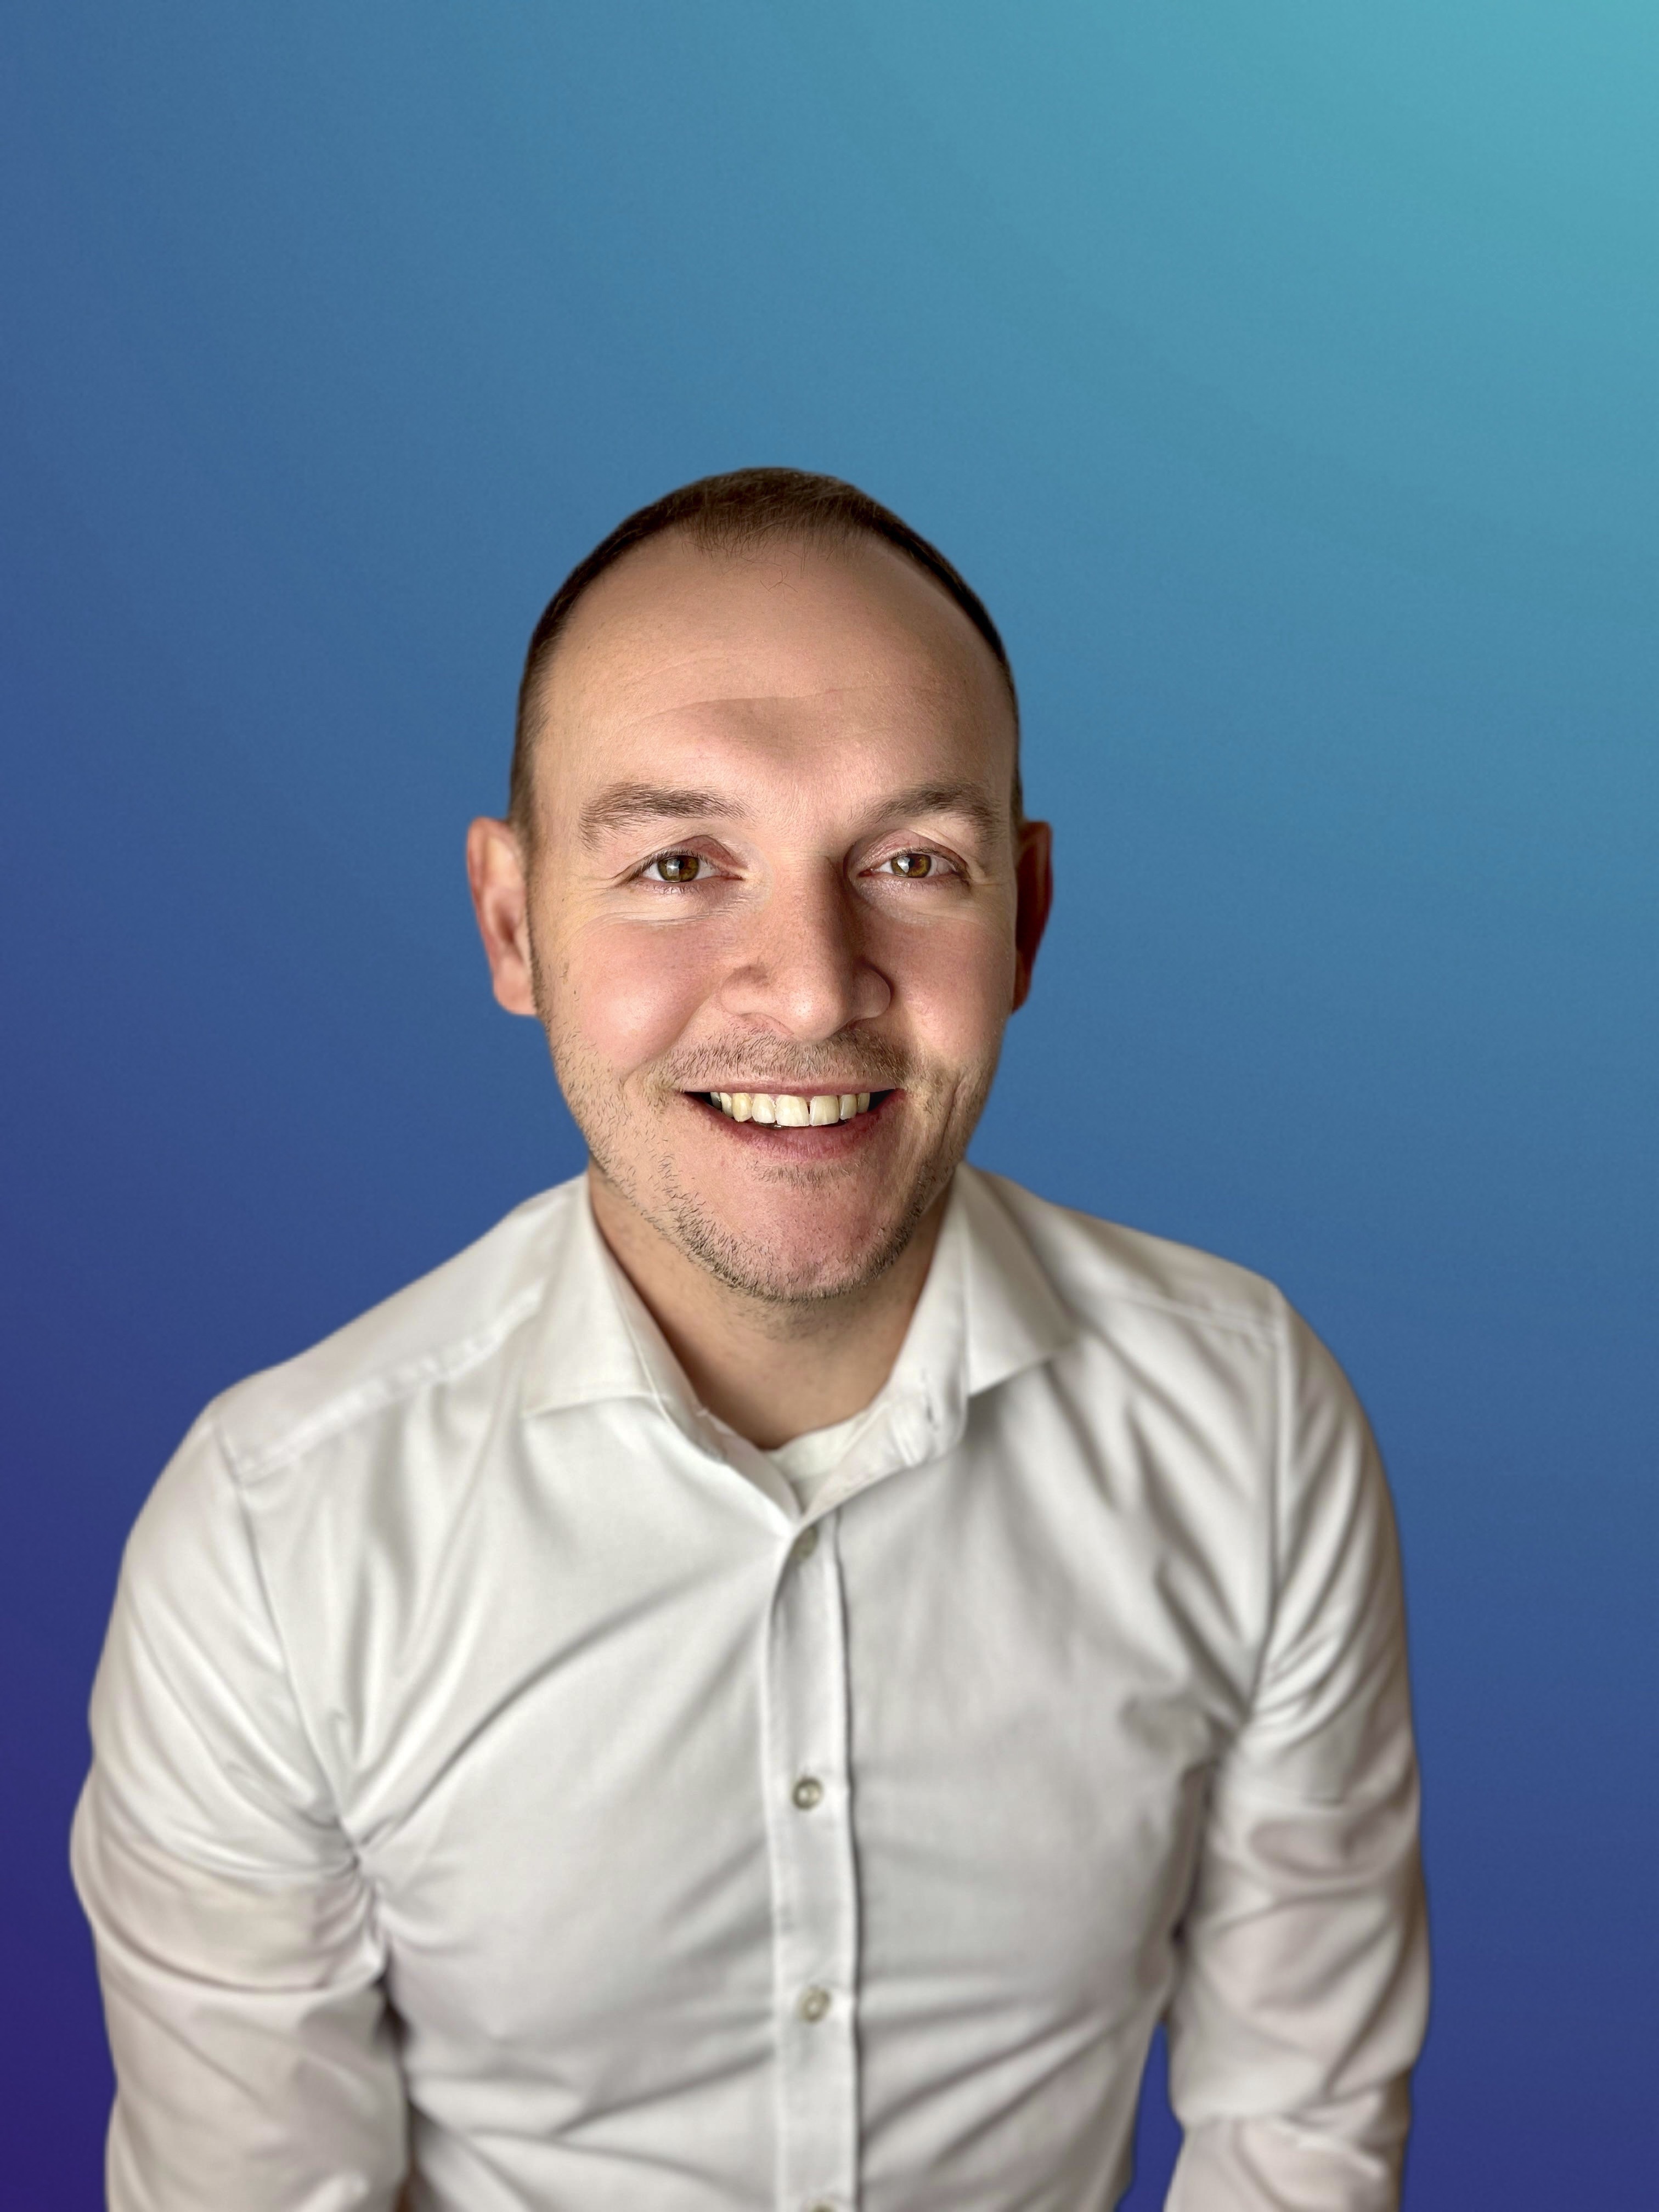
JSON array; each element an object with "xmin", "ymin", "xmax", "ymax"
[
  {"xmin": 202, "ymin": 1179, "xmax": 584, "ymax": 1486},
  {"xmin": 967, "ymin": 1172, "xmax": 1381, "ymax": 1521},
  {"xmin": 967, "ymin": 1166, "xmax": 1285, "ymax": 1351},
  {"xmin": 966, "ymin": 1171, "xmax": 1386, "ymax": 1568}
]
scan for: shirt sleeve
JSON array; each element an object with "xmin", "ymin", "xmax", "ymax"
[
  {"xmin": 1162, "ymin": 1298, "xmax": 1430, "ymax": 2212},
  {"xmin": 71, "ymin": 1413, "xmax": 408, "ymax": 2212}
]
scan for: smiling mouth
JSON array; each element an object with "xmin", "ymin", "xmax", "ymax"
[{"xmin": 701, "ymin": 1089, "xmax": 888, "ymax": 1126}]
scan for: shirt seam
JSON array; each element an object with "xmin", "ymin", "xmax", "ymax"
[
  {"xmin": 1255, "ymin": 1288, "xmax": 1291, "ymax": 1711},
  {"xmin": 979, "ymin": 1170, "xmax": 1280, "ymax": 1347},
  {"xmin": 1080, "ymin": 1284, "xmax": 1280, "ymax": 1348},
  {"xmin": 107, "ymin": 1566, "xmax": 343, "ymax": 1867},
  {"xmin": 218, "ymin": 1282, "xmax": 546, "ymax": 1486},
  {"xmin": 202, "ymin": 1413, "xmax": 353, "ymax": 1829}
]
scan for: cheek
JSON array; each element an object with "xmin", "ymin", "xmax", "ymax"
[
  {"xmin": 562, "ymin": 923, "xmax": 715, "ymax": 1075},
  {"xmin": 888, "ymin": 914, "xmax": 1016, "ymax": 1063}
]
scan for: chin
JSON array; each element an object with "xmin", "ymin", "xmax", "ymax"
[{"xmin": 667, "ymin": 1194, "xmax": 919, "ymax": 1306}]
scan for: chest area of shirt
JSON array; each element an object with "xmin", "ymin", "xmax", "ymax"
[{"xmin": 342, "ymin": 1432, "xmax": 1243, "ymax": 2065}]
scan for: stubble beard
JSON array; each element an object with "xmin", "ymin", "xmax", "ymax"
[{"xmin": 537, "ymin": 981, "xmax": 997, "ymax": 1308}]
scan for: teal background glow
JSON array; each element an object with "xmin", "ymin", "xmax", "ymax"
[{"xmin": 3, "ymin": 6, "xmax": 1654, "ymax": 2202}]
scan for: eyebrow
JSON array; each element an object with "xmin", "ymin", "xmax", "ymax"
[
  {"xmin": 579, "ymin": 784, "xmax": 744, "ymax": 848},
  {"xmin": 576, "ymin": 776, "xmax": 1005, "ymax": 851},
  {"xmin": 876, "ymin": 781, "xmax": 1005, "ymax": 844}
]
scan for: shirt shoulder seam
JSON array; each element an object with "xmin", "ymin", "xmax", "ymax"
[
  {"xmin": 198, "ymin": 1412, "xmax": 349, "ymax": 1819},
  {"xmin": 217, "ymin": 1280, "xmax": 548, "ymax": 1487},
  {"xmin": 975, "ymin": 1171, "xmax": 1281, "ymax": 1347},
  {"xmin": 1071, "ymin": 1282, "xmax": 1279, "ymax": 1348}
]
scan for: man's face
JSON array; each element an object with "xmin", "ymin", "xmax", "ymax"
[{"xmin": 470, "ymin": 531, "xmax": 1051, "ymax": 1304}]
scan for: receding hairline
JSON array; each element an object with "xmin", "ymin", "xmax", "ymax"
[{"xmin": 507, "ymin": 470, "xmax": 1022, "ymax": 837}]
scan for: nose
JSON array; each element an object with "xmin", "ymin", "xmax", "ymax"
[{"xmin": 715, "ymin": 861, "xmax": 890, "ymax": 1041}]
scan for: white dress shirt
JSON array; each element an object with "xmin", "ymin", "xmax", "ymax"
[{"xmin": 73, "ymin": 1166, "xmax": 1427, "ymax": 2211}]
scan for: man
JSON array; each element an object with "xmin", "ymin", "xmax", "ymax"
[{"xmin": 74, "ymin": 469, "xmax": 1428, "ymax": 2210}]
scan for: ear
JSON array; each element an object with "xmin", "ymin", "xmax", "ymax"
[
  {"xmin": 1011, "ymin": 816, "xmax": 1053, "ymax": 1012},
  {"xmin": 466, "ymin": 817, "xmax": 539, "ymax": 1017}
]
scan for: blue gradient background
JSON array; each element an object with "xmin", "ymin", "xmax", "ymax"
[{"xmin": 3, "ymin": 6, "xmax": 1654, "ymax": 2203}]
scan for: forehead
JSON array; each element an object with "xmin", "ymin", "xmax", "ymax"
[{"xmin": 530, "ymin": 531, "xmax": 1016, "ymax": 813}]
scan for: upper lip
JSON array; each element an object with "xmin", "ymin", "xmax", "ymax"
[{"xmin": 685, "ymin": 1084, "xmax": 892, "ymax": 1096}]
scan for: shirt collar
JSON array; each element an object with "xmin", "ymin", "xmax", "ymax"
[{"xmin": 520, "ymin": 1166, "xmax": 1074, "ymax": 1494}]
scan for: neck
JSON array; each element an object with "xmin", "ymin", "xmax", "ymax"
[{"xmin": 586, "ymin": 1170, "xmax": 947, "ymax": 1449}]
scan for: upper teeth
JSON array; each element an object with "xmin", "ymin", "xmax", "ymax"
[{"xmin": 711, "ymin": 1091, "xmax": 873, "ymax": 1125}]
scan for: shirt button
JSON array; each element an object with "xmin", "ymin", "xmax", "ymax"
[
  {"xmin": 794, "ymin": 1524, "xmax": 820, "ymax": 1560},
  {"xmin": 797, "ymin": 1985, "xmax": 832, "ymax": 2023},
  {"xmin": 792, "ymin": 1774, "xmax": 825, "ymax": 1810}
]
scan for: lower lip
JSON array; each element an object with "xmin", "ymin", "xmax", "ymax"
[{"xmin": 687, "ymin": 1091, "xmax": 897, "ymax": 1149}]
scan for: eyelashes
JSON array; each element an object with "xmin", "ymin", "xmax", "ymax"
[
  {"xmin": 633, "ymin": 847, "xmax": 963, "ymax": 889},
  {"xmin": 874, "ymin": 850, "xmax": 958, "ymax": 880},
  {"xmin": 640, "ymin": 850, "xmax": 713, "ymax": 884}
]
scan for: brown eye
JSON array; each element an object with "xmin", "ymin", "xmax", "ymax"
[
  {"xmin": 890, "ymin": 851, "xmax": 933, "ymax": 877},
  {"xmin": 652, "ymin": 851, "xmax": 701, "ymax": 883}
]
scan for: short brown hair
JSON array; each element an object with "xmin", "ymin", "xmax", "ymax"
[{"xmin": 507, "ymin": 467, "xmax": 1020, "ymax": 832}]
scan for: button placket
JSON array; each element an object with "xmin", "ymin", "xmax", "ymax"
[{"xmin": 761, "ymin": 1511, "xmax": 860, "ymax": 2211}]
